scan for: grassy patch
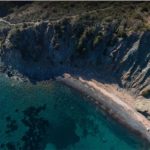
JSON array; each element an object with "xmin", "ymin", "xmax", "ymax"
[{"xmin": 93, "ymin": 35, "xmax": 102, "ymax": 47}]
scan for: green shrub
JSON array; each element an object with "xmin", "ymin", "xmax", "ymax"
[
  {"xmin": 116, "ymin": 27, "xmax": 127, "ymax": 38},
  {"xmin": 52, "ymin": 8, "xmax": 57, "ymax": 13},
  {"xmin": 141, "ymin": 88, "xmax": 150, "ymax": 98},
  {"xmin": 93, "ymin": 35, "xmax": 102, "ymax": 47},
  {"xmin": 22, "ymin": 23, "xmax": 28, "ymax": 28},
  {"xmin": 144, "ymin": 23, "xmax": 150, "ymax": 31},
  {"xmin": 141, "ymin": 7, "xmax": 149, "ymax": 12}
]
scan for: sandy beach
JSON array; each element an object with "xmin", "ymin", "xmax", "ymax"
[{"xmin": 56, "ymin": 73, "xmax": 150, "ymax": 146}]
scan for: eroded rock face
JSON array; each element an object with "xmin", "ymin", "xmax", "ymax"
[
  {"xmin": 0, "ymin": 17, "xmax": 149, "ymax": 97},
  {"xmin": 115, "ymin": 32, "xmax": 150, "ymax": 94}
]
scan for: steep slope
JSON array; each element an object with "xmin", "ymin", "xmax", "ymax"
[{"xmin": 0, "ymin": 2, "xmax": 150, "ymax": 99}]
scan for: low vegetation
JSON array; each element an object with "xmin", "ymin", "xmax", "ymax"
[
  {"xmin": 141, "ymin": 88, "xmax": 150, "ymax": 98},
  {"xmin": 93, "ymin": 35, "xmax": 102, "ymax": 47}
]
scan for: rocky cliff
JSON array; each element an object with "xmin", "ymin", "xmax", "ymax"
[{"xmin": 0, "ymin": 2, "xmax": 150, "ymax": 98}]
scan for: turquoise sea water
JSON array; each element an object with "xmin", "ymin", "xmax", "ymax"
[{"xmin": 0, "ymin": 74, "xmax": 148, "ymax": 150}]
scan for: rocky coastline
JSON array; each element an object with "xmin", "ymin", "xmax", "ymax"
[
  {"xmin": 1, "ymin": 64, "xmax": 150, "ymax": 146},
  {"xmin": 0, "ymin": 1, "xmax": 150, "ymax": 148}
]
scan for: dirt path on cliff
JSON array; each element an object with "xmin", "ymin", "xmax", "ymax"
[{"xmin": 0, "ymin": 8, "xmax": 110, "ymax": 26}]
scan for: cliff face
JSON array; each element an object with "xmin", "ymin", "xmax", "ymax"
[{"xmin": 0, "ymin": 2, "xmax": 150, "ymax": 98}]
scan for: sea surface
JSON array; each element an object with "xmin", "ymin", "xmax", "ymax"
[{"xmin": 0, "ymin": 74, "xmax": 148, "ymax": 150}]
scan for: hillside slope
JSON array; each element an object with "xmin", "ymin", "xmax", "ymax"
[{"xmin": 0, "ymin": 1, "xmax": 150, "ymax": 99}]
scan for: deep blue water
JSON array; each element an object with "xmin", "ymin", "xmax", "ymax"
[{"xmin": 0, "ymin": 74, "xmax": 148, "ymax": 150}]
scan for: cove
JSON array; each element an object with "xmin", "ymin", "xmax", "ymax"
[{"xmin": 0, "ymin": 74, "xmax": 148, "ymax": 150}]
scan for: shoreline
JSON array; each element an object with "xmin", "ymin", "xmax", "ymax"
[
  {"xmin": 1, "ymin": 70, "xmax": 150, "ymax": 145},
  {"xmin": 56, "ymin": 73, "xmax": 150, "ymax": 146}
]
